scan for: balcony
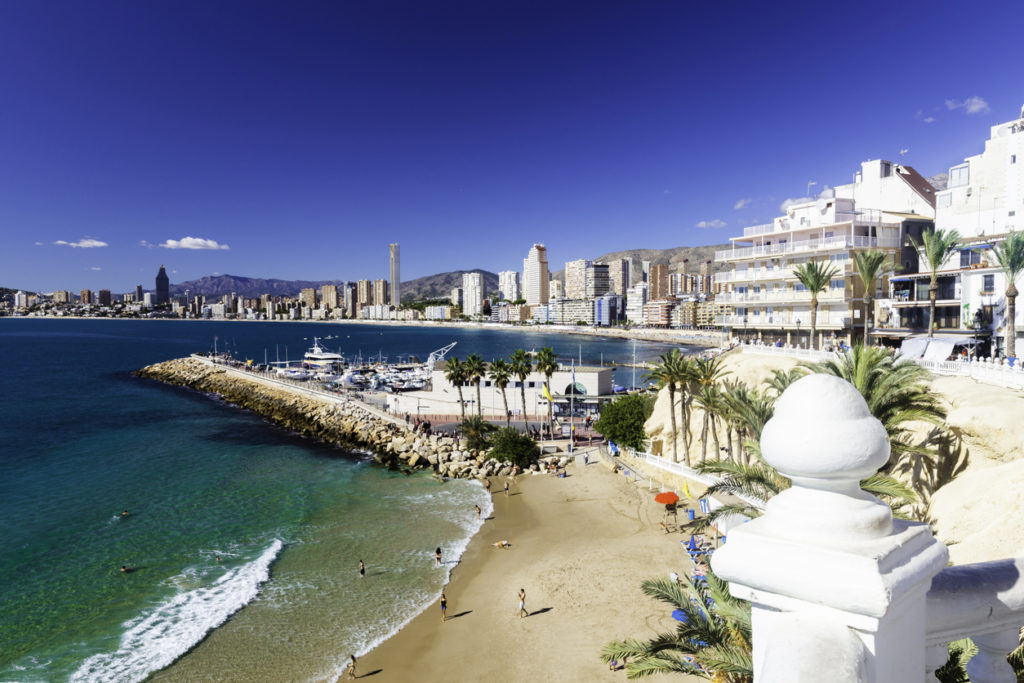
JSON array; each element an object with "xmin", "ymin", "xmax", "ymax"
[
  {"xmin": 716, "ymin": 235, "xmax": 900, "ymax": 262},
  {"xmin": 715, "ymin": 313, "xmax": 848, "ymax": 329},
  {"xmin": 742, "ymin": 222, "xmax": 776, "ymax": 237}
]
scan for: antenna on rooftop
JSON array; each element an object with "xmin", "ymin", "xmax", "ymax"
[
  {"xmin": 806, "ymin": 181, "xmax": 817, "ymax": 199},
  {"xmin": 899, "ymin": 148, "xmax": 909, "ymax": 164}
]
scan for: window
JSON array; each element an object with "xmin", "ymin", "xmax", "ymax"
[
  {"xmin": 527, "ymin": 381, "xmax": 535, "ymax": 388},
  {"xmin": 882, "ymin": 162, "xmax": 892, "ymax": 177},
  {"xmin": 949, "ymin": 164, "xmax": 970, "ymax": 188},
  {"xmin": 830, "ymin": 279, "xmax": 845, "ymax": 290},
  {"xmin": 938, "ymin": 193, "xmax": 952, "ymax": 208},
  {"xmin": 960, "ymin": 249, "xmax": 982, "ymax": 268},
  {"xmin": 1012, "ymin": 155, "xmax": 1017, "ymax": 164},
  {"xmin": 983, "ymin": 274, "xmax": 995, "ymax": 292}
]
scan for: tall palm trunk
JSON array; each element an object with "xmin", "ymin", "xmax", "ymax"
[
  {"xmin": 700, "ymin": 410, "xmax": 709, "ymax": 463},
  {"xmin": 928, "ymin": 279, "xmax": 938, "ymax": 338},
  {"xmin": 864, "ymin": 294, "xmax": 872, "ymax": 346},
  {"xmin": 809, "ymin": 295, "xmax": 819, "ymax": 350},
  {"xmin": 667, "ymin": 385, "xmax": 678, "ymax": 462},
  {"xmin": 710, "ymin": 415, "xmax": 721, "ymax": 458},
  {"xmin": 501, "ymin": 389, "xmax": 511, "ymax": 428},
  {"xmin": 545, "ymin": 379, "xmax": 554, "ymax": 438},
  {"xmin": 456, "ymin": 385, "xmax": 466, "ymax": 421},
  {"xmin": 1008, "ymin": 283, "xmax": 1018, "ymax": 358},
  {"xmin": 519, "ymin": 383, "xmax": 529, "ymax": 429},
  {"xmin": 476, "ymin": 382, "xmax": 482, "ymax": 417}
]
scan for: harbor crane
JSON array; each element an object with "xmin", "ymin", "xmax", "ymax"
[{"xmin": 425, "ymin": 342, "xmax": 457, "ymax": 372}]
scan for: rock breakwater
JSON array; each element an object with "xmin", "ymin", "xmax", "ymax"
[{"xmin": 136, "ymin": 357, "xmax": 561, "ymax": 480}]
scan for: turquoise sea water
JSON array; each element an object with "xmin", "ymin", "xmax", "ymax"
[{"xmin": 0, "ymin": 319, "xmax": 685, "ymax": 682}]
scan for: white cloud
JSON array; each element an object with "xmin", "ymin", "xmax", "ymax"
[
  {"xmin": 54, "ymin": 238, "xmax": 108, "ymax": 248},
  {"xmin": 159, "ymin": 236, "xmax": 230, "ymax": 250},
  {"xmin": 923, "ymin": 116, "xmax": 936, "ymax": 123},
  {"xmin": 663, "ymin": 189, "xmax": 672, "ymax": 195},
  {"xmin": 945, "ymin": 96, "xmax": 990, "ymax": 115},
  {"xmin": 34, "ymin": 241, "xmax": 43, "ymax": 246},
  {"xmin": 780, "ymin": 197, "xmax": 814, "ymax": 213},
  {"xmin": 695, "ymin": 219, "xmax": 727, "ymax": 229},
  {"xmin": 140, "ymin": 240, "xmax": 155, "ymax": 248},
  {"xmin": 733, "ymin": 198, "xmax": 752, "ymax": 210},
  {"xmin": 90, "ymin": 266, "xmax": 102, "ymax": 271}
]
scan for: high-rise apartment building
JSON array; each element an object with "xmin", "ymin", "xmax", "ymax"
[
  {"xmin": 155, "ymin": 265, "xmax": 170, "ymax": 305},
  {"xmin": 97, "ymin": 289, "xmax": 112, "ymax": 306},
  {"xmin": 642, "ymin": 260, "xmax": 651, "ymax": 284},
  {"xmin": 300, "ymin": 287, "xmax": 318, "ymax": 309},
  {"xmin": 498, "ymin": 270, "xmax": 520, "ymax": 302},
  {"xmin": 135, "ymin": 285, "xmax": 144, "ymax": 302},
  {"xmin": 550, "ymin": 279, "xmax": 564, "ymax": 300},
  {"xmin": 343, "ymin": 282, "xmax": 356, "ymax": 317},
  {"xmin": 451, "ymin": 287, "xmax": 463, "ymax": 308},
  {"xmin": 373, "ymin": 279, "xmax": 390, "ymax": 307},
  {"xmin": 586, "ymin": 262, "xmax": 610, "ymax": 298},
  {"xmin": 389, "ymin": 243, "xmax": 401, "ymax": 306},
  {"xmin": 522, "ymin": 244, "xmax": 550, "ymax": 306},
  {"xmin": 53, "ymin": 290, "xmax": 72, "ymax": 303},
  {"xmin": 357, "ymin": 280, "xmax": 372, "ymax": 307},
  {"xmin": 649, "ymin": 263, "xmax": 670, "ymax": 301},
  {"xmin": 462, "ymin": 272, "xmax": 483, "ymax": 317},
  {"xmin": 565, "ymin": 259, "xmax": 589, "ymax": 299},
  {"xmin": 605, "ymin": 258, "xmax": 630, "ymax": 296},
  {"xmin": 80, "ymin": 289, "xmax": 94, "ymax": 304},
  {"xmin": 320, "ymin": 284, "xmax": 339, "ymax": 310}
]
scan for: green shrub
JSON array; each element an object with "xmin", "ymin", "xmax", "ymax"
[
  {"xmin": 487, "ymin": 427, "xmax": 540, "ymax": 468},
  {"xmin": 593, "ymin": 392, "xmax": 655, "ymax": 450}
]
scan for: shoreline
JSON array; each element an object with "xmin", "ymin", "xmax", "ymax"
[
  {"xmin": 1, "ymin": 315, "xmax": 723, "ymax": 348},
  {"xmin": 349, "ymin": 453, "xmax": 700, "ymax": 682}
]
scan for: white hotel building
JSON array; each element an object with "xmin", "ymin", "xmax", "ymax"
[
  {"xmin": 877, "ymin": 105, "xmax": 1024, "ymax": 355},
  {"xmin": 715, "ymin": 159, "xmax": 936, "ymax": 347}
]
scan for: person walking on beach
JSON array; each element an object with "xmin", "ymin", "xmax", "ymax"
[
  {"xmin": 358, "ymin": 559, "xmax": 365, "ymax": 578},
  {"xmin": 434, "ymin": 547, "xmax": 442, "ymax": 567},
  {"xmin": 483, "ymin": 477, "xmax": 492, "ymax": 493},
  {"xmin": 346, "ymin": 654, "xmax": 357, "ymax": 679},
  {"xmin": 474, "ymin": 504, "xmax": 481, "ymax": 520},
  {"xmin": 440, "ymin": 592, "xmax": 448, "ymax": 622},
  {"xmin": 518, "ymin": 588, "xmax": 528, "ymax": 618},
  {"xmin": 504, "ymin": 480, "xmax": 510, "ymax": 497}
]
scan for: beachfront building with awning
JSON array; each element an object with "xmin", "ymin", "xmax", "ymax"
[
  {"xmin": 714, "ymin": 159, "xmax": 936, "ymax": 348},
  {"xmin": 874, "ymin": 105, "xmax": 1024, "ymax": 356}
]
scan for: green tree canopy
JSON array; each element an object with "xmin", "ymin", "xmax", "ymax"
[{"xmin": 593, "ymin": 392, "xmax": 655, "ymax": 450}]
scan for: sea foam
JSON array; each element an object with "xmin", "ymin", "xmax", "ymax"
[{"xmin": 69, "ymin": 539, "xmax": 283, "ymax": 683}]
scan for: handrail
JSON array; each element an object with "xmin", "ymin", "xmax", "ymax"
[{"xmin": 926, "ymin": 557, "xmax": 1024, "ymax": 644}]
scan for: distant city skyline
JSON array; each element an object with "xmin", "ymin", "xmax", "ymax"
[{"xmin": 1, "ymin": 1, "xmax": 1022, "ymax": 292}]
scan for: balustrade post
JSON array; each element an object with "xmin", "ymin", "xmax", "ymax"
[
  {"xmin": 713, "ymin": 375, "xmax": 949, "ymax": 682},
  {"xmin": 966, "ymin": 631, "xmax": 1019, "ymax": 683}
]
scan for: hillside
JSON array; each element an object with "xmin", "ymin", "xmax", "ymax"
[
  {"xmin": 400, "ymin": 269, "xmax": 498, "ymax": 302},
  {"xmin": 550, "ymin": 244, "xmax": 730, "ymax": 282},
  {"xmin": 162, "ymin": 270, "xmax": 498, "ymax": 302}
]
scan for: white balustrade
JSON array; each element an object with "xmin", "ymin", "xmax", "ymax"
[{"xmin": 709, "ymin": 374, "xmax": 1024, "ymax": 682}]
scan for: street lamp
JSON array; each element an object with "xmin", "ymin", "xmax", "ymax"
[
  {"xmin": 796, "ymin": 318, "xmax": 802, "ymax": 348},
  {"xmin": 743, "ymin": 314, "xmax": 748, "ymax": 342}
]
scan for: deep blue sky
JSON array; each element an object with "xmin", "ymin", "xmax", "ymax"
[{"xmin": 2, "ymin": 1, "xmax": 1022, "ymax": 293}]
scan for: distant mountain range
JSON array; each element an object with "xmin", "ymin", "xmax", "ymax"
[{"xmin": 166, "ymin": 270, "xmax": 499, "ymax": 302}]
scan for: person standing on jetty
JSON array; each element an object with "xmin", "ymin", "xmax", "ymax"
[{"xmin": 518, "ymin": 588, "xmax": 528, "ymax": 618}]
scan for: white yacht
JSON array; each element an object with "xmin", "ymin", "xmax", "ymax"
[{"xmin": 303, "ymin": 337, "xmax": 343, "ymax": 370}]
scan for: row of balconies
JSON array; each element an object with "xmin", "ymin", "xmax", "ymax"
[
  {"xmin": 716, "ymin": 312, "xmax": 851, "ymax": 329},
  {"xmin": 738, "ymin": 210, "xmax": 888, "ymax": 238},
  {"xmin": 716, "ymin": 290, "xmax": 848, "ymax": 305},
  {"xmin": 716, "ymin": 235, "xmax": 900, "ymax": 262}
]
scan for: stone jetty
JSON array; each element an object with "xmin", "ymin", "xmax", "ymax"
[{"xmin": 136, "ymin": 357, "xmax": 565, "ymax": 480}]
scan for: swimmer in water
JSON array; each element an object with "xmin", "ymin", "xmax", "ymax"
[
  {"xmin": 120, "ymin": 565, "xmax": 132, "ymax": 573},
  {"xmin": 120, "ymin": 510, "xmax": 129, "ymax": 517}
]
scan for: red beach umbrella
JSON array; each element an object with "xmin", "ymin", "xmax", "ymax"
[{"xmin": 654, "ymin": 491, "xmax": 679, "ymax": 505}]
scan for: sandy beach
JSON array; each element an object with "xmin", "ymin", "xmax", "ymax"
[{"xmin": 351, "ymin": 454, "xmax": 702, "ymax": 682}]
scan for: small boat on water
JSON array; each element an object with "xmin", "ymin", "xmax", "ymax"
[{"xmin": 276, "ymin": 367, "xmax": 310, "ymax": 380}]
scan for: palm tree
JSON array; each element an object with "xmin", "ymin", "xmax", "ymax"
[
  {"xmin": 691, "ymin": 356, "xmax": 731, "ymax": 463},
  {"xmin": 463, "ymin": 353, "xmax": 486, "ymax": 417},
  {"xmin": 694, "ymin": 384, "xmax": 729, "ymax": 463},
  {"xmin": 909, "ymin": 229, "xmax": 961, "ymax": 338},
  {"xmin": 458, "ymin": 415, "xmax": 498, "ymax": 452},
  {"xmin": 602, "ymin": 570, "xmax": 752, "ymax": 682},
  {"xmin": 509, "ymin": 349, "xmax": 533, "ymax": 427},
  {"xmin": 992, "ymin": 231, "xmax": 1024, "ymax": 358},
  {"xmin": 534, "ymin": 347, "xmax": 559, "ymax": 438},
  {"xmin": 642, "ymin": 349, "xmax": 685, "ymax": 463},
  {"xmin": 489, "ymin": 358, "xmax": 513, "ymax": 427},
  {"xmin": 793, "ymin": 260, "xmax": 840, "ymax": 350},
  {"xmin": 444, "ymin": 356, "xmax": 467, "ymax": 421},
  {"xmin": 853, "ymin": 250, "xmax": 894, "ymax": 346}
]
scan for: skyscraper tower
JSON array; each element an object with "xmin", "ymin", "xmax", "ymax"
[
  {"xmin": 155, "ymin": 265, "xmax": 170, "ymax": 305},
  {"xmin": 389, "ymin": 243, "xmax": 401, "ymax": 307},
  {"xmin": 522, "ymin": 244, "xmax": 550, "ymax": 306}
]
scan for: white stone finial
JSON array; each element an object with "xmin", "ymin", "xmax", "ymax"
[
  {"xmin": 761, "ymin": 374, "xmax": 889, "ymax": 486},
  {"xmin": 759, "ymin": 374, "xmax": 893, "ymax": 542}
]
